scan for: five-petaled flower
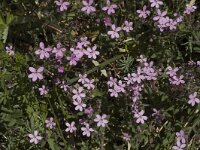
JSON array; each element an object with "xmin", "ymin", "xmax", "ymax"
[
  {"xmin": 107, "ymin": 24, "xmax": 121, "ymax": 39},
  {"xmin": 102, "ymin": 0, "xmax": 117, "ymax": 15},
  {"xmin": 55, "ymin": 0, "xmax": 70, "ymax": 11},
  {"xmin": 28, "ymin": 67, "xmax": 44, "ymax": 82},
  {"xmin": 81, "ymin": 123, "xmax": 94, "ymax": 137},
  {"xmin": 65, "ymin": 121, "xmax": 77, "ymax": 133},
  {"xmin": 45, "ymin": 117, "xmax": 56, "ymax": 129},
  {"xmin": 35, "ymin": 42, "xmax": 52, "ymax": 59},
  {"xmin": 94, "ymin": 114, "xmax": 108, "ymax": 127},
  {"xmin": 81, "ymin": 0, "xmax": 96, "ymax": 14},
  {"xmin": 188, "ymin": 92, "xmax": 200, "ymax": 106},
  {"xmin": 134, "ymin": 110, "xmax": 148, "ymax": 124},
  {"xmin": 28, "ymin": 131, "xmax": 42, "ymax": 144}
]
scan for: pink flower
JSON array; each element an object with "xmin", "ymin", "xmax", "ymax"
[
  {"xmin": 72, "ymin": 87, "xmax": 86, "ymax": 101},
  {"xmin": 35, "ymin": 42, "xmax": 52, "ymax": 59},
  {"xmin": 131, "ymin": 67, "xmax": 145, "ymax": 84},
  {"xmin": 65, "ymin": 121, "xmax": 77, "ymax": 133},
  {"xmin": 134, "ymin": 110, "xmax": 147, "ymax": 124},
  {"xmin": 188, "ymin": 92, "xmax": 200, "ymax": 106},
  {"xmin": 81, "ymin": 123, "xmax": 94, "ymax": 137},
  {"xmin": 60, "ymin": 81, "xmax": 69, "ymax": 91},
  {"xmin": 107, "ymin": 77, "xmax": 117, "ymax": 87},
  {"xmin": 104, "ymin": 17, "xmax": 112, "ymax": 26},
  {"xmin": 184, "ymin": 4, "xmax": 197, "ymax": 14},
  {"xmin": 166, "ymin": 66, "xmax": 179, "ymax": 77},
  {"xmin": 84, "ymin": 106, "xmax": 94, "ymax": 115},
  {"xmin": 176, "ymin": 130, "xmax": 186, "ymax": 144},
  {"xmin": 58, "ymin": 66, "xmax": 64, "ymax": 73},
  {"xmin": 94, "ymin": 114, "xmax": 108, "ymax": 127},
  {"xmin": 173, "ymin": 141, "xmax": 186, "ymax": 150},
  {"xmin": 137, "ymin": 5, "xmax": 150, "ymax": 19},
  {"xmin": 28, "ymin": 67, "xmax": 44, "ymax": 82},
  {"xmin": 52, "ymin": 42, "xmax": 66, "ymax": 59},
  {"xmin": 149, "ymin": 0, "xmax": 163, "ymax": 8},
  {"xmin": 81, "ymin": 0, "xmax": 96, "ymax": 14},
  {"xmin": 45, "ymin": 117, "xmax": 56, "ymax": 129},
  {"xmin": 55, "ymin": 0, "xmax": 70, "ymax": 11},
  {"xmin": 170, "ymin": 75, "xmax": 185, "ymax": 85},
  {"xmin": 5, "ymin": 45, "xmax": 14, "ymax": 56},
  {"xmin": 78, "ymin": 74, "xmax": 88, "ymax": 84},
  {"xmin": 67, "ymin": 54, "xmax": 80, "ymax": 65},
  {"xmin": 122, "ymin": 21, "xmax": 133, "ymax": 33},
  {"xmin": 73, "ymin": 99, "xmax": 86, "ymax": 111},
  {"xmin": 28, "ymin": 131, "xmax": 42, "ymax": 144},
  {"xmin": 153, "ymin": 9, "xmax": 167, "ymax": 21},
  {"xmin": 77, "ymin": 37, "xmax": 90, "ymax": 49},
  {"xmin": 166, "ymin": 19, "xmax": 177, "ymax": 30},
  {"xmin": 84, "ymin": 45, "xmax": 100, "ymax": 59},
  {"xmin": 83, "ymin": 78, "xmax": 95, "ymax": 90},
  {"xmin": 107, "ymin": 24, "xmax": 121, "ymax": 39},
  {"xmin": 39, "ymin": 85, "xmax": 48, "ymax": 95},
  {"xmin": 122, "ymin": 133, "xmax": 131, "ymax": 142},
  {"xmin": 102, "ymin": 0, "xmax": 117, "ymax": 15}
]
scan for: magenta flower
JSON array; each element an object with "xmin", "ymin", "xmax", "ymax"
[
  {"xmin": 188, "ymin": 92, "xmax": 200, "ymax": 106},
  {"xmin": 55, "ymin": 0, "xmax": 70, "ymax": 11},
  {"xmin": 94, "ymin": 114, "xmax": 108, "ymax": 127},
  {"xmin": 84, "ymin": 106, "xmax": 94, "ymax": 115},
  {"xmin": 134, "ymin": 110, "xmax": 147, "ymax": 124},
  {"xmin": 81, "ymin": 0, "xmax": 96, "ymax": 14},
  {"xmin": 107, "ymin": 24, "xmax": 121, "ymax": 39},
  {"xmin": 28, "ymin": 131, "xmax": 42, "ymax": 144},
  {"xmin": 45, "ymin": 117, "xmax": 56, "ymax": 129},
  {"xmin": 35, "ymin": 42, "xmax": 52, "ymax": 59},
  {"xmin": 81, "ymin": 123, "xmax": 94, "ymax": 137},
  {"xmin": 84, "ymin": 45, "xmax": 100, "ymax": 59},
  {"xmin": 28, "ymin": 67, "xmax": 44, "ymax": 82},
  {"xmin": 65, "ymin": 121, "xmax": 77, "ymax": 133},
  {"xmin": 122, "ymin": 21, "xmax": 133, "ymax": 33},
  {"xmin": 5, "ymin": 45, "xmax": 14, "ymax": 56},
  {"xmin": 137, "ymin": 5, "xmax": 150, "ymax": 19},
  {"xmin": 149, "ymin": 0, "xmax": 163, "ymax": 8},
  {"xmin": 102, "ymin": 0, "xmax": 117, "ymax": 15},
  {"xmin": 73, "ymin": 99, "xmax": 87, "ymax": 111},
  {"xmin": 131, "ymin": 67, "xmax": 145, "ymax": 84},
  {"xmin": 52, "ymin": 42, "xmax": 66, "ymax": 59},
  {"xmin": 70, "ymin": 47, "xmax": 84, "ymax": 59},
  {"xmin": 58, "ymin": 66, "xmax": 64, "ymax": 73},
  {"xmin": 39, "ymin": 85, "xmax": 48, "ymax": 95}
]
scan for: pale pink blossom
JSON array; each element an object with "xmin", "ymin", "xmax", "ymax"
[
  {"xmin": 137, "ymin": 5, "xmax": 150, "ymax": 19},
  {"xmin": 6, "ymin": 45, "xmax": 14, "ymax": 56},
  {"xmin": 173, "ymin": 141, "xmax": 186, "ymax": 150},
  {"xmin": 28, "ymin": 67, "xmax": 44, "ymax": 82},
  {"xmin": 102, "ymin": 0, "xmax": 117, "ymax": 15},
  {"xmin": 39, "ymin": 85, "xmax": 48, "ymax": 95},
  {"xmin": 65, "ymin": 121, "xmax": 77, "ymax": 133},
  {"xmin": 72, "ymin": 87, "xmax": 86, "ymax": 101},
  {"xmin": 35, "ymin": 42, "xmax": 52, "ymax": 59},
  {"xmin": 73, "ymin": 99, "xmax": 86, "ymax": 111},
  {"xmin": 83, "ymin": 78, "xmax": 95, "ymax": 90},
  {"xmin": 52, "ymin": 42, "xmax": 66, "ymax": 59},
  {"xmin": 84, "ymin": 45, "xmax": 100, "ymax": 59},
  {"xmin": 81, "ymin": 0, "xmax": 96, "ymax": 14},
  {"xmin": 81, "ymin": 123, "xmax": 94, "ymax": 137},
  {"xmin": 134, "ymin": 110, "xmax": 147, "ymax": 124},
  {"xmin": 78, "ymin": 74, "xmax": 88, "ymax": 84},
  {"xmin": 94, "ymin": 114, "xmax": 108, "ymax": 127},
  {"xmin": 122, "ymin": 21, "xmax": 133, "ymax": 33},
  {"xmin": 45, "ymin": 117, "xmax": 56, "ymax": 129},
  {"xmin": 107, "ymin": 24, "xmax": 121, "ymax": 39},
  {"xmin": 149, "ymin": 0, "xmax": 163, "ymax": 8},
  {"xmin": 28, "ymin": 131, "xmax": 42, "ymax": 144},
  {"xmin": 55, "ymin": 0, "xmax": 70, "ymax": 11},
  {"xmin": 188, "ymin": 92, "xmax": 200, "ymax": 106},
  {"xmin": 184, "ymin": 4, "xmax": 197, "ymax": 14}
]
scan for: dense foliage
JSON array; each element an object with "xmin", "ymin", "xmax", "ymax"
[{"xmin": 1, "ymin": 0, "xmax": 200, "ymax": 149}]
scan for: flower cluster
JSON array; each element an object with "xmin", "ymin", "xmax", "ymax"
[{"xmin": 173, "ymin": 130, "xmax": 186, "ymax": 150}]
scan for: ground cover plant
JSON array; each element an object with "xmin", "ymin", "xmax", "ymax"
[{"xmin": 0, "ymin": 0, "xmax": 200, "ymax": 149}]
